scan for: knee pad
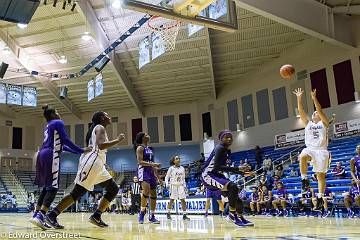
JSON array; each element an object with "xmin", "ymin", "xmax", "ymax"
[
  {"xmin": 227, "ymin": 182, "xmax": 239, "ymax": 207},
  {"xmin": 70, "ymin": 184, "xmax": 87, "ymax": 201},
  {"xmin": 43, "ymin": 190, "xmax": 58, "ymax": 208},
  {"xmin": 104, "ymin": 180, "xmax": 119, "ymax": 202}
]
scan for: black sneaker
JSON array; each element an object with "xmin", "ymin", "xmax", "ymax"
[
  {"xmin": 313, "ymin": 197, "xmax": 323, "ymax": 212},
  {"xmin": 183, "ymin": 214, "xmax": 190, "ymax": 221},
  {"xmin": 45, "ymin": 213, "xmax": 64, "ymax": 229},
  {"xmin": 301, "ymin": 179, "xmax": 309, "ymax": 193},
  {"xmin": 89, "ymin": 214, "xmax": 109, "ymax": 227},
  {"xmin": 167, "ymin": 212, "xmax": 172, "ymax": 220}
]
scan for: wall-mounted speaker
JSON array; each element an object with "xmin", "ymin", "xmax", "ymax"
[{"xmin": 59, "ymin": 86, "xmax": 68, "ymax": 99}]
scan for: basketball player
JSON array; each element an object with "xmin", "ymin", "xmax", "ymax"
[
  {"xmin": 44, "ymin": 111, "xmax": 125, "ymax": 229},
  {"xmin": 249, "ymin": 187, "xmax": 260, "ymax": 216},
  {"xmin": 204, "ymin": 188, "xmax": 224, "ymax": 218},
  {"xmin": 135, "ymin": 132, "xmax": 161, "ymax": 224},
  {"xmin": 30, "ymin": 105, "xmax": 88, "ymax": 230},
  {"xmin": 297, "ymin": 179, "xmax": 314, "ymax": 216},
  {"xmin": 201, "ymin": 130, "xmax": 254, "ymax": 227},
  {"xmin": 271, "ymin": 182, "xmax": 288, "ymax": 217},
  {"xmin": 344, "ymin": 180, "xmax": 360, "ymax": 218},
  {"xmin": 165, "ymin": 155, "xmax": 190, "ymax": 220},
  {"xmin": 293, "ymin": 88, "xmax": 330, "ymax": 211},
  {"xmin": 258, "ymin": 185, "xmax": 272, "ymax": 215},
  {"xmin": 350, "ymin": 145, "xmax": 360, "ymax": 186},
  {"xmin": 312, "ymin": 187, "xmax": 333, "ymax": 218}
]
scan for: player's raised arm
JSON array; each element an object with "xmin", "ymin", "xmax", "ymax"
[
  {"xmin": 95, "ymin": 126, "xmax": 125, "ymax": 150},
  {"xmin": 310, "ymin": 89, "xmax": 329, "ymax": 127},
  {"xmin": 292, "ymin": 88, "xmax": 309, "ymax": 127}
]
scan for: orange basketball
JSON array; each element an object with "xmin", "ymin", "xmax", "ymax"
[{"xmin": 280, "ymin": 64, "xmax": 295, "ymax": 79}]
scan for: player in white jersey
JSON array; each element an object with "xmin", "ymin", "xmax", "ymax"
[
  {"xmin": 165, "ymin": 155, "xmax": 190, "ymax": 220},
  {"xmin": 44, "ymin": 112, "xmax": 125, "ymax": 229},
  {"xmin": 293, "ymin": 88, "xmax": 330, "ymax": 211}
]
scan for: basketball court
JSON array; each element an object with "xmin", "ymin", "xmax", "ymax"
[{"xmin": 0, "ymin": 213, "xmax": 359, "ymax": 239}]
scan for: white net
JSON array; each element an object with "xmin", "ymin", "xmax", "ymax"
[{"xmin": 148, "ymin": 17, "xmax": 180, "ymax": 52}]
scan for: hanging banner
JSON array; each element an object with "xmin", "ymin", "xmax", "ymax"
[
  {"xmin": 274, "ymin": 130, "xmax": 305, "ymax": 149},
  {"xmin": 334, "ymin": 119, "xmax": 360, "ymax": 138},
  {"xmin": 22, "ymin": 86, "xmax": 37, "ymax": 107}
]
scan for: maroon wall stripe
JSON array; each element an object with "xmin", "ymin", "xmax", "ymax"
[
  {"xmin": 310, "ymin": 68, "xmax": 331, "ymax": 109},
  {"xmin": 333, "ymin": 60, "xmax": 355, "ymax": 105},
  {"xmin": 132, "ymin": 118, "xmax": 143, "ymax": 141}
]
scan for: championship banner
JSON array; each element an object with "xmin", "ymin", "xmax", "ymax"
[
  {"xmin": 274, "ymin": 130, "xmax": 305, "ymax": 149},
  {"xmin": 155, "ymin": 197, "xmax": 212, "ymax": 214},
  {"xmin": 334, "ymin": 119, "xmax": 360, "ymax": 138}
]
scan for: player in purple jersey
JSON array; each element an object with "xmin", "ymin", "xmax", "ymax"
[
  {"xmin": 134, "ymin": 132, "xmax": 161, "ymax": 224},
  {"xmin": 44, "ymin": 112, "xmax": 125, "ymax": 229},
  {"xmin": 350, "ymin": 145, "xmax": 360, "ymax": 185},
  {"xmin": 204, "ymin": 188, "xmax": 224, "ymax": 217},
  {"xmin": 297, "ymin": 180, "xmax": 314, "ymax": 216},
  {"xmin": 344, "ymin": 180, "xmax": 360, "ymax": 218},
  {"xmin": 30, "ymin": 105, "xmax": 88, "ymax": 230},
  {"xmin": 249, "ymin": 187, "xmax": 260, "ymax": 216},
  {"xmin": 272, "ymin": 182, "xmax": 288, "ymax": 217},
  {"xmin": 201, "ymin": 130, "xmax": 254, "ymax": 227},
  {"xmin": 312, "ymin": 187, "xmax": 333, "ymax": 218},
  {"xmin": 259, "ymin": 185, "xmax": 272, "ymax": 215}
]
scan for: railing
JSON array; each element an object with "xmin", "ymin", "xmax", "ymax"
[
  {"xmin": 5, "ymin": 166, "xmax": 28, "ymax": 205},
  {"xmin": 235, "ymin": 145, "xmax": 305, "ymax": 188}
]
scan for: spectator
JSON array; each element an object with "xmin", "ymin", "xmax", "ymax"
[
  {"xmin": 195, "ymin": 187, "xmax": 204, "ymax": 196},
  {"xmin": 332, "ymin": 162, "xmax": 346, "ymax": 179},
  {"xmin": 263, "ymin": 156, "xmax": 272, "ymax": 172},
  {"xmin": 289, "ymin": 167, "xmax": 299, "ymax": 177},
  {"xmin": 243, "ymin": 160, "xmax": 252, "ymax": 171},
  {"xmin": 274, "ymin": 165, "xmax": 284, "ymax": 178},
  {"xmin": 249, "ymin": 187, "xmax": 260, "ymax": 216},
  {"xmin": 199, "ymin": 153, "xmax": 205, "ymax": 164},
  {"xmin": 272, "ymin": 175, "xmax": 281, "ymax": 190},
  {"xmin": 272, "ymin": 182, "xmax": 288, "ymax": 216},
  {"xmin": 254, "ymin": 146, "xmax": 263, "ymax": 170},
  {"xmin": 258, "ymin": 175, "xmax": 269, "ymax": 189}
]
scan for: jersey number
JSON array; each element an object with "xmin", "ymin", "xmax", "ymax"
[{"xmin": 313, "ymin": 131, "xmax": 319, "ymax": 139}]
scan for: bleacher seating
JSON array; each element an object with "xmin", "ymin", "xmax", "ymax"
[{"xmin": 0, "ymin": 178, "xmax": 7, "ymax": 195}]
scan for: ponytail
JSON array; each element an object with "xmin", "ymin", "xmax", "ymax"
[
  {"xmin": 133, "ymin": 132, "xmax": 145, "ymax": 153},
  {"xmin": 85, "ymin": 111, "xmax": 106, "ymax": 146}
]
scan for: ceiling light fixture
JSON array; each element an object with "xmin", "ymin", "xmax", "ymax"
[
  {"xmin": 81, "ymin": 31, "xmax": 91, "ymax": 41},
  {"xmin": 59, "ymin": 55, "xmax": 67, "ymax": 64},
  {"xmin": 112, "ymin": 0, "xmax": 121, "ymax": 9},
  {"xmin": 3, "ymin": 46, "xmax": 11, "ymax": 55},
  {"xmin": 17, "ymin": 23, "xmax": 28, "ymax": 29}
]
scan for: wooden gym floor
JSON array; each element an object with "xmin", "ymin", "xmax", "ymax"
[{"xmin": 0, "ymin": 213, "xmax": 359, "ymax": 239}]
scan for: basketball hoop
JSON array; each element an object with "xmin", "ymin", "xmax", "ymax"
[{"xmin": 148, "ymin": 16, "xmax": 180, "ymax": 51}]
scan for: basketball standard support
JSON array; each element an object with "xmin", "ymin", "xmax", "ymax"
[
  {"xmin": 235, "ymin": 0, "xmax": 356, "ymax": 49},
  {"xmin": 122, "ymin": 0, "xmax": 238, "ymax": 32}
]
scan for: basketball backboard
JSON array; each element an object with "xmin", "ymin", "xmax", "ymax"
[{"xmin": 122, "ymin": 0, "xmax": 238, "ymax": 32}]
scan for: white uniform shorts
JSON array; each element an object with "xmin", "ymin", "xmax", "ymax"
[
  {"xmin": 301, "ymin": 147, "xmax": 330, "ymax": 173},
  {"xmin": 74, "ymin": 151, "xmax": 112, "ymax": 191},
  {"xmin": 169, "ymin": 185, "xmax": 186, "ymax": 200}
]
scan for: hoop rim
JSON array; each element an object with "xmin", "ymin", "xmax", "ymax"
[{"xmin": 147, "ymin": 15, "xmax": 180, "ymax": 31}]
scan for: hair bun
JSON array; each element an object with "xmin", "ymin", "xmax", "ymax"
[{"xmin": 42, "ymin": 104, "xmax": 49, "ymax": 111}]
